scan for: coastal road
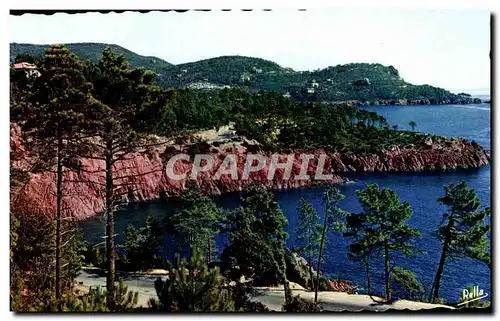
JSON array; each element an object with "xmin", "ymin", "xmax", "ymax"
[
  {"xmin": 76, "ymin": 268, "xmax": 163, "ymax": 307},
  {"xmin": 251, "ymin": 288, "xmax": 455, "ymax": 312},
  {"xmin": 76, "ymin": 268, "xmax": 454, "ymax": 312}
]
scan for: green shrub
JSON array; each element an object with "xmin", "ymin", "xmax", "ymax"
[
  {"xmin": 119, "ymin": 216, "xmax": 165, "ymax": 271},
  {"xmin": 149, "ymin": 248, "xmax": 235, "ymax": 312},
  {"xmin": 390, "ymin": 267, "xmax": 425, "ymax": 300},
  {"xmin": 282, "ymin": 289, "xmax": 321, "ymax": 312},
  {"xmin": 37, "ymin": 281, "xmax": 138, "ymax": 312}
]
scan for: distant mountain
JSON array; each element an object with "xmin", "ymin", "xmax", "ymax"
[
  {"xmin": 11, "ymin": 42, "xmax": 473, "ymax": 104},
  {"xmin": 10, "ymin": 43, "xmax": 174, "ymax": 76},
  {"xmin": 162, "ymin": 56, "xmax": 289, "ymax": 89}
]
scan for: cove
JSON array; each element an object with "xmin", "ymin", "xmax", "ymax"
[{"xmin": 79, "ymin": 104, "xmax": 491, "ymax": 303}]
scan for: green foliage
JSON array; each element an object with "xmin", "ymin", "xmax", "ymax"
[
  {"xmin": 345, "ymin": 184, "xmax": 422, "ymax": 301},
  {"xmin": 429, "ymin": 181, "xmax": 491, "ymax": 302},
  {"xmin": 228, "ymin": 283, "xmax": 270, "ymax": 312},
  {"xmin": 11, "ymin": 44, "xmax": 452, "ymax": 156},
  {"xmin": 12, "ymin": 46, "xmax": 95, "ymax": 304},
  {"xmin": 20, "ymin": 44, "xmax": 95, "ymax": 141},
  {"xmin": 282, "ymin": 288, "xmax": 321, "ymax": 312},
  {"xmin": 163, "ymin": 55, "xmax": 284, "ymax": 87},
  {"xmin": 296, "ymin": 199, "xmax": 321, "ymax": 252},
  {"xmin": 221, "ymin": 184, "xmax": 289, "ymax": 286},
  {"xmin": 81, "ymin": 46, "xmax": 167, "ymax": 308},
  {"xmin": 11, "ymin": 212, "xmax": 55, "ymax": 310},
  {"xmin": 165, "ymin": 183, "xmax": 221, "ymax": 263},
  {"xmin": 409, "ymin": 120, "xmax": 417, "ymax": 131},
  {"xmin": 390, "ymin": 267, "xmax": 425, "ymax": 300},
  {"xmin": 87, "ymin": 46, "xmax": 164, "ymax": 136},
  {"xmin": 231, "ymin": 94, "xmax": 434, "ymax": 154},
  {"xmin": 10, "ymin": 212, "xmax": 86, "ymax": 311},
  {"xmin": 436, "ymin": 181, "xmax": 491, "ymax": 263},
  {"xmin": 38, "ymin": 291, "xmax": 107, "ymax": 312},
  {"xmin": 13, "ymin": 52, "xmax": 43, "ymax": 65},
  {"xmin": 323, "ymin": 187, "xmax": 349, "ymax": 234},
  {"xmin": 12, "ymin": 44, "xmax": 468, "ymax": 104},
  {"xmin": 38, "ymin": 281, "xmax": 138, "ymax": 312},
  {"xmin": 10, "ymin": 262, "xmax": 27, "ymax": 312},
  {"xmin": 111, "ymin": 281, "xmax": 140, "ymax": 311},
  {"xmin": 313, "ymin": 187, "xmax": 349, "ymax": 302},
  {"xmin": 295, "ymin": 199, "xmax": 321, "ymax": 290},
  {"xmin": 10, "ymin": 44, "xmax": 490, "ymax": 311},
  {"xmin": 119, "ymin": 216, "xmax": 165, "ymax": 271},
  {"xmin": 11, "ymin": 42, "xmax": 173, "ymax": 77},
  {"xmin": 156, "ymin": 57, "xmax": 464, "ymax": 103},
  {"xmin": 82, "ymin": 243, "xmax": 106, "ymax": 269},
  {"xmin": 149, "ymin": 248, "xmax": 235, "ymax": 312},
  {"xmin": 62, "ymin": 226, "xmax": 88, "ymax": 285}
]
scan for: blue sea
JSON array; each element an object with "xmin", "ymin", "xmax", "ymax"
[{"xmin": 80, "ymin": 104, "xmax": 491, "ymax": 303}]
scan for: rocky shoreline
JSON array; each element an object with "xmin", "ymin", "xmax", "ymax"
[
  {"xmin": 329, "ymin": 97, "xmax": 485, "ymax": 107},
  {"xmin": 10, "ymin": 121, "xmax": 490, "ymax": 221}
]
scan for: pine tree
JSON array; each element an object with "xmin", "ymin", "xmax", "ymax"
[
  {"xmin": 221, "ymin": 184, "xmax": 291, "ymax": 304},
  {"xmin": 390, "ymin": 267, "xmax": 425, "ymax": 300},
  {"xmin": 295, "ymin": 199, "xmax": 321, "ymax": 291},
  {"xmin": 429, "ymin": 181, "xmax": 490, "ymax": 302},
  {"xmin": 345, "ymin": 184, "xmax": 421, "ymax": 301},
  {"xmin": 119, "ymin": 216, "xmax": 165, "ymax": 271},
  {"xmin": 11, "ymin": 211, "xmax": 87, "ymax": 311},
  {"xmin": 11, "ymin": 211, "xmax": 56, "ymax": 310},
  {"xmin": 149, "ymin": 248, "xmax": 235, "ymax": 312},
  {"xmin": 81, "ymin": 47, "xmax": 165, "ymax": 310},
  {"xmin": 15, "ymin": 44, "xmax": 95, "ymax": 303},
  {"xmin": 344, "ymin": 213, "xmax": 374, "ymax": 298},
  {"xmin": 39, "ymin": 281, "xmax": 138, "ymax": 312},
  {"xmin": 314, "ymin": 187, "xmax": 348, "ymax": 303},
  {"xmin": 165, "ymin": 183, "xmax": 221, "ymax": 263}
]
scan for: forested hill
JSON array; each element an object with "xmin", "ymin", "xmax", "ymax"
[
  {"xmin": 10, "ymin": 43, "xmax": 174, "ymax": 76},
  {"xmin": 11, "ymin": 42, "xmax": 473, "ymax": 104}
]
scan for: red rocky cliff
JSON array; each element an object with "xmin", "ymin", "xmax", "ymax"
[{"xmin": 10, "ymin": 124, "xmax": 490, "ymax": 220}]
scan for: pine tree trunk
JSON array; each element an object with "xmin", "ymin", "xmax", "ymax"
[
  {"xmin": 363, "ymin": 253, "xmax": 372, "ymax": 296},
  {"xmin": 284, "ymin": 280, "xmax": 290, "ymax": 306},
  {"xmin": 315, "ymin": 213, "xmax": 329, "ymax": 303},
  {"xmin": 307, "ymin": 255, "xmax": 314, "ymax": 291},
  {"xmin": 430, "ymin": 237, "xmax": 450, "ymax": 303},
  {"xmin": 55, "ymin": 135, "xmax": 63, "ymax": 303},
  {"xmin": 429, "ymin": 217, "xmax": 454, "ymax": 303},
  {"xmin": 105, "ymin": 141, "xmax": 116, "ymax": 311},
  {"xmin": 207, "ymin": 237, "xmax": 212, "ymax": 264},
  {"xmin": 384, "ymin": 240, "xmax": 391, "ymax": 301},
  {"xmin": 280, "ymin": 250, "xmax": 290, "ymax": 306}
]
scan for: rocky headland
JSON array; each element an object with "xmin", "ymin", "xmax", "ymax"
[{"xmin": 10, "ymin": 123, "xmax": 490, "ymax": 221}]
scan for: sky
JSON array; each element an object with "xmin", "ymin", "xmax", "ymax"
[{"xmin": 9, "ymin": 9, "xmax": 491, "ymax": 94}]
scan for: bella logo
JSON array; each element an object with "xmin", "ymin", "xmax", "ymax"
[{"xmin": 457, "ymin": 286, "xmax": 488, "ymax": 306}]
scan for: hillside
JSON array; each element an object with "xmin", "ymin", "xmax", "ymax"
[
  {"xmin": 161, "ymin": 56, "xmax": 291, "ymax": 89},
  {"xmin": 10, "ymin": 42, "xmax": 174, "ymax": 76},
  {"xmin": 11, "ymin": 42, "xmax": 475, "ymax": 104},
  {"xmin": 162, "ymin": 59, "xmax": 467, "ymax": 103}
]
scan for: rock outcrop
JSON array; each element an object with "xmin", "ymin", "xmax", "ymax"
[
  {"xmin": 10, "ymin": 124, "xmax": 490, "ymax": 221},
  {"xmin": 330, "ymin": 97, "xmax": 485, "ymax": 107}
]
